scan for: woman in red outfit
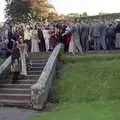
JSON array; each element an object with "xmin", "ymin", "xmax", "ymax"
[{"xmin": 63, "ymin": 32, "xmax": 72, "ymax": 52}]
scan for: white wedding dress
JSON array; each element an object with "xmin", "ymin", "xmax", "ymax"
[
  {"xmin": 31, "ymin": 30, "xmax": 40, "ymax": 52},
  {"xmin": 42, "ymin": 29, "xmax": 50, "ymax": 51},
  {"xmin": 69, "ymin": 34, "xmax": 75, "ymax": 53}
]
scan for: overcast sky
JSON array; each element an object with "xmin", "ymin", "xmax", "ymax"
[
  {"xmin": 49, "ymin": 0, "xmax": 120, "ymax": 15},
  {"xmin": 0, "ymin": 0, "xmax": 120, "ymax": 22},
  {"xmin": 0, "ymin": 0, "xmax": 6, "ymax": 23}
]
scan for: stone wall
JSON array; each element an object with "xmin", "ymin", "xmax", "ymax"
[
  {"xmin": 31, "ymin": 43, "xmax": 63, "ymax": 110},
  {"xmin": 0, "ymin": 56, "xmax": 11, "ymax": 83}
]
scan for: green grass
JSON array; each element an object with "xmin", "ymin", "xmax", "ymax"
[
  {"xmin": 0, "ymin": 58, "xmax": 4, "ymax": 65},
  {"xmin": 29, "ymin": 101, "xmax": 120, "ymax": 120},
  {"xmin": 27, "ymin": 53, "xmax": 120, "ymax": 120},
  {"xmin": 55, "ymin": 53, "xmax": 120, "ymax": 103}
]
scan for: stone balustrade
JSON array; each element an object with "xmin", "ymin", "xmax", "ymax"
[
  {"xmin": 0, "ymin": 43, "xmax": 63, "ymax": 110},
  {"xmin": 31, "ymin": 43, "xmax": 63, "ymax": 110},
  {"xmin": 0, "ymin": 56, "xmax": 11, "ymax": 82}
]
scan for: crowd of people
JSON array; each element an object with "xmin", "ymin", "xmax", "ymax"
[
  {"xmin": 0, "ymin": 22, "xmax": 71, "ymax": 83},
  {"xmin": 62, "ymin": 19, "xmax": 120, "ymax": 53},
  {"xmin": 1, "ymin": 20, "xmax": 120, "ymax": 55},
  {"xmin": 0, "ymin": 19, "xmax": 120, "ymax": 82}
]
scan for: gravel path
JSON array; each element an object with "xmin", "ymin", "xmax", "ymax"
[{"xmin": 0, "ymin": 107, "xmax": 39, "ymax": 120}]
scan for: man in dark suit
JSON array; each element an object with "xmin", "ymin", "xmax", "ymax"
[{"xmin": 38, "ymin": 27, "xmax": 46, "ymax": 52}]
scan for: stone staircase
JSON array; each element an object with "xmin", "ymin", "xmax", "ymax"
[{"xmin": 0, "ymin": 52, "xmax": 50, "ymax": 108}]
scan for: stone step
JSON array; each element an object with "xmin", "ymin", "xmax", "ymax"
[
  {"xmin": 0, "ymin": 54, "xmax": 50, "ymax": 109},
  {"xmin": 28, "ymin": 52, "xmax": 50, "ymax": 59},
  {"xmin": 0, "ymin": 93, "xmax": 30, "ymax": 100},
  {"xmin": 0, "ymin": 88, "xmax": 30, "ymax": 94},
  {"xmin": 31, "ymin": 59, "xmax": 48, "ymax": 64},
  {"xmin": 27, "ymin": 75, "xmax": 40, "ymax": 79},
  {"xmin": 17, "ymin": 80, "xmax": 36, "ymax": 84},
  {"xmin": 31, "ymin": 66, "xmax": 44, "ymax": 71},
  {"xmin": 30, "ymin": 57, "xmax": 49, "ymax": 60},
  {"xmin": 0, "ymin": 99, "xmax": 30, "ymax": 106},
  {"xmin": 28, "ymin": 71, "xmax": 42, "ymax": 75},
  {"xmin": 0, "ymin": 84, "xmax": 31, "ymax": 89},
  {"xmin": 28, "ymin": 53, "xmax": 50, "ymax": 56},
  {"xmin": 28, "ymin": 52, "xmax": 51, "ymax": 55},
  {"xmin": 30, "ymin": 56, "xmax": 48, "ymax": 58},
  {"xmin": 31, "ymin": 63, "xmax": 46, "ymax": 67}
]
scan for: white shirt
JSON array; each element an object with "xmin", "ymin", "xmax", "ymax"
[
  {"xmin": 42, "ymin": 29, "xmax": 50, "ymax": 40},
  {"xmin": 24, "ymin": 29, "xmax": 31, "ymax": 40}
]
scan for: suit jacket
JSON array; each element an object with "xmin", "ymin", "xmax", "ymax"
[{"xmin": 38, "ymin": 28, "xmax": 45, "ymax": 43}]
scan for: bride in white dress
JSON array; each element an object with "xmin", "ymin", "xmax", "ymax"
[
  {"xmin": 42, "ymin": 27, "xmax": 50, "ymax": 52},
  {"xmin": 31, "ymin": 26, "xmax": 40, "ymax": 52},
  {"xmin": 69, "ymin": 33, "xmax": 74, "ymax": 53}
]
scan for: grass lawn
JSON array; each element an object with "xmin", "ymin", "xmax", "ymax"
[
  {"xmin": 28, "ymin": 53, "xmax": 120, "ymax": 120},
  {"xmin": 0, "ymin": 58, "xmax": 4, "ymax": 65},
  {"xmin": 29, "ymin": 101, "xmax": 120, "ymax": 120}
]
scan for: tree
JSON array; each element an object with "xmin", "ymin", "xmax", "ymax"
[
  {"xmin": 66, "ymin": 13, "xmax": 81, "ymax": 18},
  {"xmin": 47, "ymin": 3, "xmax": 58, "ymax": 21},
  {"xmin": 31, "ymin": 0, "xmax": 49, "ymax": 20},
  {"xmin": 82, "ymin": 12, "xmax": 88, "ymax": 16},
  {"xmin": 5, "ymin": 0, "xmax": 32, "ymax": 23}
]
